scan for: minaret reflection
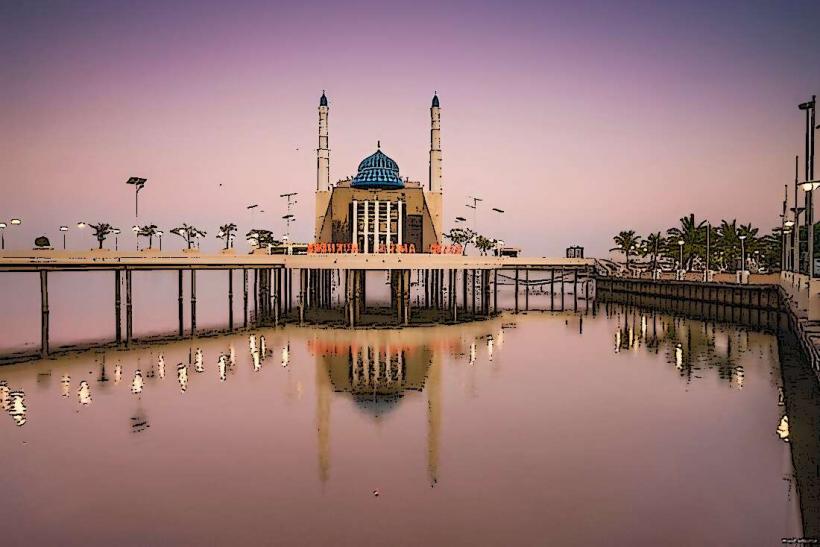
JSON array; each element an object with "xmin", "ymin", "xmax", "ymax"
[
  {"xmin": 114, "ymin": 364, "xmax": 122, "ymax": 385},
  {"xmin": 427, "ymin": 351, "xmax": 442, "ymax": 486},
  {"xmin": 158, "ymin": 354, "xmax": 166, "ymax": 379}
]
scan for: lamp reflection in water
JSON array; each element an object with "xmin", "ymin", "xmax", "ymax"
[
  {"xmin": 194, "ymin": 349, "xmax": 204, "ymax": 373},
  {"xmin": 487, "ymin": 336, "xmax": 494, "ymax": 362},
  {"xmin": 218, "ymin": 355, "xmax": 228, "ymax": 382},
  {"xmin": 8, "ymin": 390, "xmax": 26, "ymax": 426},
  {"xmin": 78, "ymin": 381, "xmax": 92, "ymax": 405},
  {"xmin": 0, "ymin": 381, "xmax": 9, "ymax": 410},
  {"xmin": 158, "ymin": 354, "xmax": 166, "ymax": 379},
  {"xmin": 177, "ymin": 363, "xmax": 188, "ymax": 393},
  {"xmin": 281, "ymin": 344, "xmax": 290, "ymax": 367},
  {"xmin": 131, "ymin": 370, "xmax": 143, "ymax": 395},
  {"xmin": 61, "ymin": 375, "xmax": 71, "ymax": 397},
  {"xmin": 114, "ymin": 364, "xmax": 122, "ymax": 385},
  {"xmin": 777, "ymin": 415, "xmax": 790, "ymax": 441}
]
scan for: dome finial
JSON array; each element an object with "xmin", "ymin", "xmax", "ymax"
[{"xmin": 377, "ymin": 140, "xmax": 380, "ymax": 149}]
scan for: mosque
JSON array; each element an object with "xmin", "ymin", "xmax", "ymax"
[{"xmin": 313, "ymin": 92, "xmax": 444, "ymax": 253}]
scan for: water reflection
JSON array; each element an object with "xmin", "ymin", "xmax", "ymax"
[
  {"xmin": 78, "ymin": 380, "xmax": 92, "ymax": 405},
  {"xmin": 61, "ymin": 374, "xmax": 70, "ymax": 397},
  {"xmin": 131, "ymin": 370, "xmax": 144, "ymax": 395},
  {"xmin": 8, "ymin": 390, "xmax": 26, "ymax": 426},
  {"xmin": 177, "ymin": 363, "xmax": 188, "ymax": 393},
  {"xmin": 609, "ymin": 306, "xmax": 774, "ymax": 387}
]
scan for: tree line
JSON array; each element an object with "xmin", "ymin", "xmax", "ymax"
[{"xmin": 612, "ymin": 214, "xmax": 783, "ymax": 272}]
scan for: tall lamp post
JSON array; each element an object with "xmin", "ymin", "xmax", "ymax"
[
  {"xmin": 739, "ymin": 234, "xmax": 747, "ymax": 283},
  {"xmin": 799, "ymin": 97, "xmax": 816, "ymax": 277},
  {"xmin": 466, "ymin": 196, "xmax": 482, "ymax": 231},
  {"xmin": 59, "ymin": 226, "xmax": 68, "ymax": 249},
  {"xmin": 156, "ymin": 230, "xmax": 163, "ymax": 251},
  {"xmin": 132, "ymin": 225, "xmax": 139, "ymax": 251},
  {"xmin": 677, "ymin": 239, "xmax": 684, "ymax": 279},
  {"xmin": 126, "ymin": 177, "xmax": 147, "ymax": 218},
  {"xmin": 491, "ymin": 207, "xmax": 504, "ymax": 246},
  {"xmin": 113, "ymin": 228, "xmax": 121, "ymax": 251}
]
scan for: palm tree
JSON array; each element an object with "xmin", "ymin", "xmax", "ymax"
[
  {"xmin": 170, "ymin": 224, "xmax": 206, "ymax": 250},
  {"xmin": 89, "ymin": 223, "xmax": 113, "ymax": 249},
  {"xmin": 246, "ymin": 229, "xmax": 278, "ymax": 250},
  {"xmin": 217, "ymin": 223, "xmax": 237, "ymax": 250},
  {"xmin": 643, "ymin": 232, "xmax": 665, "ymax": 272},
  {"xmin": 612, "ymin": 230, "xmax": 641, "ymax": 269},
  {"xmin": 666, "ymin": 214, "xmax": 706, "ymax": 270},
  {"xmin": 137, "ymin": 224, "xmax": 158, "ymax": 249},
  {"xmin": 444, "ymin": 227, "xmax": 476, "ymax": 255},
  {"xmin": 716, "ymin": 219, "xmax": 742, "ymax": 271},
  {"xmin": 474, "ymin": 234, "xmax": 496, "ymax": 256}
]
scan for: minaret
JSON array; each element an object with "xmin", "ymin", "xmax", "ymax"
[
  {"xmin": 429, "ymin": 92, "xmax": 442, "ymax": 193},
  {"xmin": 427, "ymin": 93, "xmax": 444, "ymax": 244},
  {"xmin": 315, "ymin": 91, "xmax": 331, "ymax": 241}
]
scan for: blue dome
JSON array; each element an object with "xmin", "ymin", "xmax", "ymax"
[{"xmin": 351, "ymin": 149, "xmax": 404, "ymax": 189}]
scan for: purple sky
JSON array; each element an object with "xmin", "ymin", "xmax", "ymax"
[{"xmin": 1, "ymin": 0, "xmax": 819, "ymax": 255}]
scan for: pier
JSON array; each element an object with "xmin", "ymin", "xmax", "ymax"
[{"xmin": 0, "ymin": 251, "xmax": 594, "ymax": 362}]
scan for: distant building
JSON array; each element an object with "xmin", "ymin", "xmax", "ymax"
[
  {"xmin": 313, "ymin": 92, "xmax": 443, "ymax": 253},
  {"xmin": 566, "ymin": 246, "xmax": 584, "ymax": 259}
]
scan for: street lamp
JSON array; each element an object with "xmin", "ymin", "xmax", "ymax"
[
  {"xmin": 156, "ymin": 230, "xmax": 163, "ymax": 251},
  {"xmin": 112, "ymin": 228, "xmax": 120, "ymax": 251},
  {"xmin": 126, "ymin": 177, "xmax": 147, "ymax": 218},
  {"xmin": 466, "ymin": 196, "xmax": 482, "ymax": 231},
  {"xmin": 739, "ymin": 235, "xmax": 747, "ymax": 282},
  {"xmin": 677, "ymin": 239, "xmax": 684, "ymax": 271},
  {"xmin": 59, "ymin": 226, "xmax": 68, "ymax": 249},
  {"xmin": 799, "ymin": 97, "xmax": 816, "ymax": 277},
  {"xmin": 132, "ymin": 225, "xmax": 139, "ymax": 251}
]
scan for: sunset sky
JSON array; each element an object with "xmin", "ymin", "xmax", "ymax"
[{"xmin": 2, "ymin": 0, "xmax": 819, "ymax": 255}]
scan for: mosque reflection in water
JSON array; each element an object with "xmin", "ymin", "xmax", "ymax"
[{"xmin": 309, "ymin": 329, "xmax": 450, "ymax": 485}]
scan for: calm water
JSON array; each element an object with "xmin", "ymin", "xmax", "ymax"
[{"xmin": 1, "ymin": 302, "xmax": 818, "ymax": 546}]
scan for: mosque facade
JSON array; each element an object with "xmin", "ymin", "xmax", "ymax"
[{"xmin": 313, "ymin": 92, "xmax": 444, "ymax": 253}]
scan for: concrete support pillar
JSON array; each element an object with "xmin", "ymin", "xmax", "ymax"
[
  {"xmin": 550, "ymin": 268, "xmax": 555, "ymax": 311},
  {"xmin": 462, "ymin": 269, "xmax": 467, "ymax": 313},
  {"xmin": 560, "ymin": 267, "xmax": 566, "ymax": 310},
  {"xmin": 514, "ymin": 268, "xmax": 520, "ymax": 313},
  {"xmin": 190, "ymin": 269, "xmax": 197, "ymax": 336},
  {"xmin": 403, "ymin": 269, "xmax": 410, "ymax": 325},
  {"xmin": 493, "ymin": 269, "xmax": 498, "ymax": 313},
  {"xmin": 178, "ymin": 269, "xmax": 184, "ymax": 336},
  {"xmin": 472, "ymin": 269, "xmax": 477, "ymax": 315},
  {"xmin": 299, "ymin": 269, "xmax": 306, "ymax": 325},
  {"xmin": 40, "ymin": 270, "xmax": 49, "ymax": 357},
  {"xmin": 274, "ymin": 269, "xmax": 280, "ymax": 326},
  {"xmin": 253, "ymin": 269, "xmax": 258, "ymax": 322},
  {"xmin": 525, "ymin": 269, "xmax": 530, "ymax": 311},
  {"xmin": 115, "ymin": 269, "xmax": 122, "ymax": 345},
  {"xmin": 243, "ymin": 269, "xmax": 248, "ymax": 328},
  {"xmin": 228, "ymin": 269, "xmax": 234, "ymax": 330},
  {"xmin": 483, "ymin": 270, "xmax": 491, "ymax": 316},
  {"xmin": 450, "ymin": 270, "xmax": 457, "ymax": 322},
  {"xmin": 126, "ymin": 268, "xmax": 133, "ymax": 346}
]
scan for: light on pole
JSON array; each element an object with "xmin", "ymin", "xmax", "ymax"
[
  {"xmin": 126, "ymin": 177, "xmax": 147, "ymax": 218},
  {"xmin": 132, "ymin": 225, "xmax": 139, "ymax": 251},
  {"xmin": 466, "ymin": 196, "xmax": 482, "ymax": 231},
  {"xmin": 113, "ymin": 228, "xmax": 120, "ymax": 251},
  {"xmin": 799, "ymin": 96, "xmax": 816, "ymax": 277},
  {"xmin": 739, "ymin": 235, "xmax": 747, "ymax": 281},
  {"xmin": 157, "ymin": 230, "xmax": 163, "ymax": 251},
  {"xmin": 59, "ymin": 225, "xmax": 68, "ymax": 249},
  {"xmin": 678, "ymin": 239, "xmax": 684, "ymax": 270}
]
